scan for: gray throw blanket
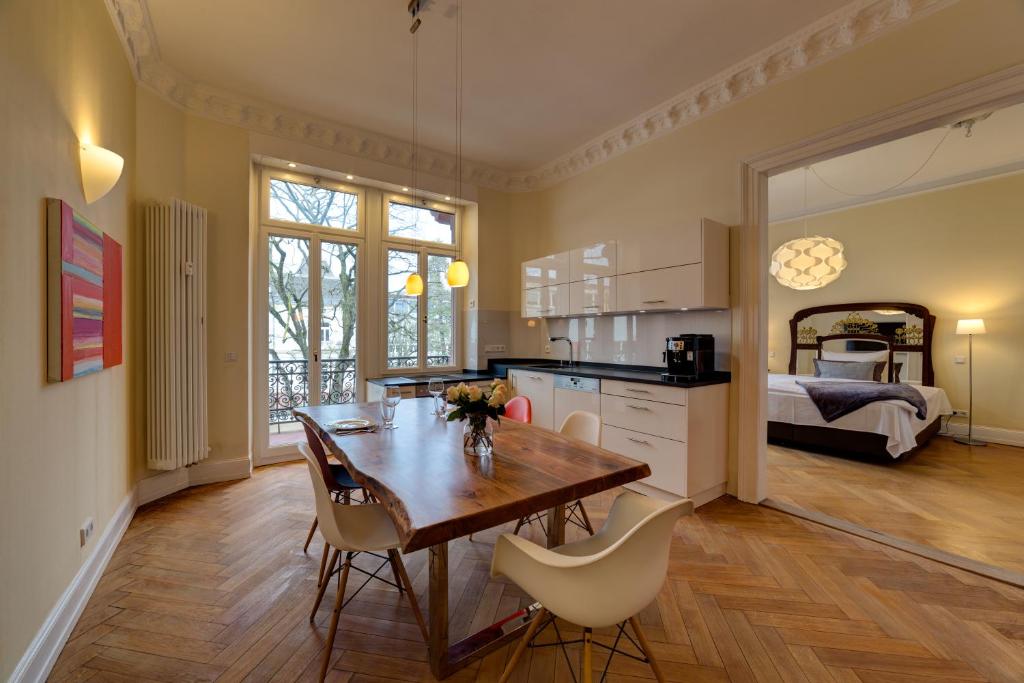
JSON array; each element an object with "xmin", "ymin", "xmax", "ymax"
[{"xmin": 796, "ymin": 380, "xmax": 927, "ymax": 423}]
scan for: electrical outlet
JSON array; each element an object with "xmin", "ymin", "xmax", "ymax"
[
  {"xmin": 483, "ymin": 344, "xmax": 507, "ymax": 353},
  {"xmin": 80, "ymin": 518, "xmax": 95, "ymax": 547},
  {"xmin": 543, "ymin": 343, "xmax": 551, "ymax": 353},
  {"xmin": 769, "ymin": 350, "xmax": 776, "ymax": 359},
  {"xmin": 952, "ymin": 409, "xmax": 969, "ymax": 417}
]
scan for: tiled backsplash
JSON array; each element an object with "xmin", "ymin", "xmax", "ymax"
[{"xmin": 543, "ymin": 310, "xmax": 732, "ymax": 370}]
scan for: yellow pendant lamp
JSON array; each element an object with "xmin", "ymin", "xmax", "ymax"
[
  {"xmin": 405, "ymin": 272, "xmax": 424, "ymax": 295},
  {"xmin": 447, "ymin": 259, "xmax": 469, "ymax": 287},
  {"xmin": 404, "ymin": 9, "xmax": 424, "ymax": 296},
  {"xmin": 446, "ymin": 1, "xmax": 470, "ymax": 289}
]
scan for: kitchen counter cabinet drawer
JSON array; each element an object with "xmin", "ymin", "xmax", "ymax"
[
  {"xmin": 601, "ymin": 380, "xmax": 686, "ymax": 406},
  {"xmin": 602, "ymin": 425, "xmax": 686, "ymax": 497},
  {"xmin": 601, "ymin": 394, "xmax": 687, "ymax": 442}
]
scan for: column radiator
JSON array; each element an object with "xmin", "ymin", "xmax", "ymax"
[{"xmin": 145, "ymin": 200, "xmax": 209, "ymax": 470}]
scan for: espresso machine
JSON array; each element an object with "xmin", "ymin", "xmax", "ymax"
[{"xmin": 662, "ymin": 334, "xmax": 715, "ymax": 381}]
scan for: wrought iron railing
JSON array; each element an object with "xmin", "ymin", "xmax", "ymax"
[
  {"xmin": 269, "ymin": 357, "xmax": 356, "ymax": 425},
  {"xmin": 386, "ymin": 354, "xmax": 452, "ymax": 369}
]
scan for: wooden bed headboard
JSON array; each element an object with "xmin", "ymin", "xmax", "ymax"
[{"xmin": 787, "ymin": 302, "xmax": 936, "ymax": 386}]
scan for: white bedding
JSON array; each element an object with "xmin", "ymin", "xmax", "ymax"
[{"xmin": 767, "ymin": 374, "xmax": 953, "ymax": 457}]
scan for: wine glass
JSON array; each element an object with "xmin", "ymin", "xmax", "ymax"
[
  {"xmin": 380, "ymin": 386, "xmax": 401, "ymax": 430},
  {"xmin": 428, "ymin": 377, "xmax": 445, "ymax": 417}
]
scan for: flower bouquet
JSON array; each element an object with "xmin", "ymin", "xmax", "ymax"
[{"xmin": 446, "ymin": 380, "xmax": 509, "ymax": 456}]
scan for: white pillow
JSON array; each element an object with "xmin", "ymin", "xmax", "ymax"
[{"xmin": 822, "ymin": 349, "xmax": 888, "ymax": 363}]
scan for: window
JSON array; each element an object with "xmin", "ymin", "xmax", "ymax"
[
  {"xmin": 426, "ymin": 254, "xmax": 455, "ymax": 366},
  {"xmin": 388, "ymin": 201, "xmax": 455, "ymax": 244},
  {"xmin": 386, "ymin": 249, "xmax": 419, "ymax": 368},
  {"xmin": 269, "ymin": 178, "xmax": 359, "ymax": 230}
]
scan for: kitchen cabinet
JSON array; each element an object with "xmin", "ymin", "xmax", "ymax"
[
  {"xmin": 521, "ymin": 283, "xmax": 569, "ymax": 318},
  {"xmin": 521, "ymin": 251, "xmax": 570, "ymax": 290},
  {"xmin": 570, "ymin": 241, "xmax": 617, "ymax": 282},
  {"xmin": 615, "ymin": 264, "xmax": 703, "ymax": 312},
  {"xmin": 508, "ymin": 369, "xmax": 555, "ymax": 430},
  {"xmin": 615, "ymin": 219, "xmax": 710, "ymax": 274},
  {"xmin": 598, "ymin": 379, "xmax": 728, "ymax": 506},
  {"xmin": 569, "ymin": 277, "xmax": 615, "ymax": 316}
]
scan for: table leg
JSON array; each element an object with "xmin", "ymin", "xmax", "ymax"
[
  {"xmin": 428, "ymin": 542, "xmax": 449, "ymax": 679},
  {"xmin": 546, "ymin": 503, "xmax": 566, "ymax": 548}
]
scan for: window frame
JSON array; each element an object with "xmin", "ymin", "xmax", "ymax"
[
  {"xmin": 262, "ymin": 170, "xmax": 366, "ymax": 237},
  {"xmin": 380, "ymin": 192, "xmax": 461, "ymax": 375}
]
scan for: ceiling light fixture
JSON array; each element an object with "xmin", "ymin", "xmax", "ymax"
[
  {"xmin": 287, "ymin": 162, "xmax": 297, "ymax": 168},
  {"xmin": 771, "ymin": 167, "xmax": 847, "ymax": 290},
  {"xmin": 446, "ymin": 0, "xmax": 469, "ymax": 288},
  {"xmin": 346, "ymin": 174, "xmax": 354, "ymax": 180}
]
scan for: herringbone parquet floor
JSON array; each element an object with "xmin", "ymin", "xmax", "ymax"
[
  {"xmin": 767, "ymin": 437, "xmax": 1024, "ymax": 575},
  {"xmin": 49, "ymin": 462, "xmax": 1024, "ymax": 682}
]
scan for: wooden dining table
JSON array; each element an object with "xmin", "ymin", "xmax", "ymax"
[{"xmin": 294, "ymin": 397, "xmax": 651, "ymax": 679}]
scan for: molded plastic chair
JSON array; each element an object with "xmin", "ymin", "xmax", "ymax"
[
  {"xmin": 492, "ymin": 491, "xmax": 693, "ymax": 682},
  {"xmin": 514, "ymin": 410, "xmax": 601, "ymax": 537},
  {"xmin": 504, "ymin": 395, "xmax": 532, "ymax": 424},
  {"xmin": 299, "ymin": 443, "xmax": 428, "ymax": 682}
]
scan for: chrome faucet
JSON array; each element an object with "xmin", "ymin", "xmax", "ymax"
[{"xmin": 549, "ymin": 336, "xmax": 574, "ymax": 367}]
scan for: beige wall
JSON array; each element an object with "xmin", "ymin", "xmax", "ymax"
[
  {"xmin": 769, "ymin": 174, "xmax": 1024, "ymax": 430},
  {"xmin": 0, "ymin": 1, "xmax": 137, "ymax": 677},
  {"xmin": 510, "ymin": 0, "xmax": 1024, "ymax": 490}
]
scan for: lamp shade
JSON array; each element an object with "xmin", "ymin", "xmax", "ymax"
[
  {"xmin": 79, "ymin": 143, "xmax": 124, "ymax": 203},
  {"xmin": 446, "ymin": 259, "xmax": 469, "ymax": 288},
  {"xmin": 956, "ymin": 318, "xmax": 986, "ymax": 335},
  {"xmin": 405, "ymin": 272, "xmax": 424, "ymax": 296},
  {"xmin": 769, "ymin": 235, "xmax": 847, "ymax": 290}
]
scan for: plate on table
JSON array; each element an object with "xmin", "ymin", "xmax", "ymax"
[{"xmin": 332, "ymin": 418, "xmax": 376, "ymax": 433}]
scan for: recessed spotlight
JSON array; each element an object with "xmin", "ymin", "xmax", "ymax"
[
  {"xmin": 287, "ymin": 162, "xmax": 297, "ymax": 168},
  {"xmin": 402, "ymin": 187, "xmax": 409, "ymax": 192},
  {"xmin": 346, "ymin": 174, "xmax": 354, "ymax": 180},
  {"xmin": 445, "ymin": 196, "xmax": 451, "ymax": 201}
]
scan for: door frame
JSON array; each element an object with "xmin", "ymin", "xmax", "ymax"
[{"xmin": 735, "ymin": 63, "xmax": 1024, "ymax": 502}]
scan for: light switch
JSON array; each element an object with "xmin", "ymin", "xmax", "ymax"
[
  {"xmin": 225, "ymin": 351, "xmax": 238, "ymax": 362},
  {"xmin": 953, "ymin": 355, "xmax": 966, "ymax": 365}
]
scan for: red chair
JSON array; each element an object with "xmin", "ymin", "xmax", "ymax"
[{"xmin": 505, "ymin": 395, "xmax": 532, "ymax": 424}]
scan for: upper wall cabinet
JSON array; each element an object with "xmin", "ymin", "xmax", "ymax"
[
  {"xmin": 522, "ymin": 283, "xmax": 569, "ymax": 318},
  {"xmin": 616, "ymin": 219, "xmax": 705, "ymax": 275},
  {"xmin": 522, "ymin": 251, "xmax": 570, "ymax": 290},
  {"xmin": 570, "ymin": 241, "xmax": 617, "ymax": 282}
]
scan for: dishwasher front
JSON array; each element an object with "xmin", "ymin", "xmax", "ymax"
[{"xmin": 553, "ymin": 374, "xmax": 601, "ymax": 431}]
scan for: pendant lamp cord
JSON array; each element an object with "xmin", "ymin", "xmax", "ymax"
[
  {"xmin": 810, "ymin": 127, "xmax": 952, "ymax": 198},
  {"xmin": 454, "ymin": 0, "xmax": 463, "ymax": 263}
]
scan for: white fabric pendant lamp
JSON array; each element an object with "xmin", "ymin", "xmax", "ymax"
[
  {"xmin": 955, "ymin": 318, "xmax": 986, "ymax": 447},
  {"xmin": 79, "ymin": 142, "xmax": 124, "ymax": 204},
  {"xmin": 770, "ymin": 235, "xmax": 847, "ymax": 290}
]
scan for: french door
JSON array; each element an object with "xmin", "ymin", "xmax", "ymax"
[{"xmin": 259, "ymin": 232, "xmax": 361, "ymax": 461}]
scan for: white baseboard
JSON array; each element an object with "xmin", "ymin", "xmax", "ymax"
[
  {"xmin": 137, "ymin": 456, "xmax": 252, "ymax": 506},
  {"xmin": 254, "ymin": 451, "xmax": 302, "ymax": 467},
  {"xmin": 9, "ymin": 490, "xmax": 136, "ymax": 683},
  {"xmin": 623, "ymin": 480, "xmax": 727, "ymax": 508},
  {"xmin": 940, "ymin": 423, "xmax": 1024, "ymax": 448}
]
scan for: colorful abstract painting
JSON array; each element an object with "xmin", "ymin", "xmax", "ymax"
[{"xmin": 47, "ymin": 198, "xmax": 123, "ymax": 382}]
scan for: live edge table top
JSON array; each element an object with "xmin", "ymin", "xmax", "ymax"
[{"xmin": 294, "ymin": 399, "xmax": 651, "ymax": 553}]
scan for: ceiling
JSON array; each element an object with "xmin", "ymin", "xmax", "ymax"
[
  {"xmin": 143, "ymin": 0, "xmax": 853, "ymax": 172},
  {"xmin": 769, "ymin": 102, "xmax": 1024, "ymax": 222}
]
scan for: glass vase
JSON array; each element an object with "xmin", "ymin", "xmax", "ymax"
[{"xmin": 462, "ymin": 415, "xmax": 494, "ymax": 457}]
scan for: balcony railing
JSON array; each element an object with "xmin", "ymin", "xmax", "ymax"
[
  {"xmin": 386, "ymin": 354, "xmax": 452, "ymax": 369},
  {"xmin": 269, "ymin": 357, "xmax": 356, "ymax": 425}
]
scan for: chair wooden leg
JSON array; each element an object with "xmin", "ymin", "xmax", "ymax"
[
  {"xmin": 319, "ymin": 553, "xmax": 352, "ymax": 683},
  {"xmin": 316, "ymin": 543, "xmax": 330, "ymax": 588},
  {"xmin": 310, "ymin": 548, "xmax": 339, "ymax": 622},
  {"xmin": 512, "ymin": 516, "xmax": 526, "ymax": 536},
  {"xmin": 582, "ymin": 627, "xmax": 593, "ymax": 683},
  {"xmin": 342, "ymin": 490, "xmax": 351, "ymax": 505},
  {"xmin": 303, "ymin": 517, "xmax": 318, "ymax": 552},
  {"xmin": 628, "ymin": 616, "xmax": 665, "ymax": 683},
  {"xmin": 576, "ymin": 499, "xmax": 595, "ymax": 536},
  {"xmin": 389, "ymin": 549, "xmax": 429, "ymax": 642},
  {"xmin": 497, "ymin": 607, "xmax": 547, "ymax": 683},
  {"xmin": 385, "ymin": 549, "xmax": 405, "ymax": 594}
]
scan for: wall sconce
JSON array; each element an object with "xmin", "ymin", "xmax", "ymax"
[{"xmin": 79, "ymin": 142, "xmax": 124, "ymax": 204}]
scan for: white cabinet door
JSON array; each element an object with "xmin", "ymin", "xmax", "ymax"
[
  {"xmin": 522, "ymin": 251, "xmax": 570, "ymax": 289},
  {"xmin": 615, "ymin": 264, "xmax": 702, "ymax": 312},
  {"xmin": 521, "ymin": 287, "xmax": 544, "ymax": 318},
  {"xmin": 570, "ymin": 241, "xmax": 616, "ymax": 281},
  {"xmin": 601, "ymin": 394, "xmax": 687, "ymax": 442},
  {"xmin": 509, "ymin": 369, "xmax": 555, "ymax": 430},
  {"xmin": 616, "ymin": 220, "xmax": 702, "ymax": 274},
  {"xmin": 602, "ymin": 425, "xmax": 687, "ymax": 497},
  {"xmin": 569, "ymin": 277, "xmax": 615, "ymax": 316}
]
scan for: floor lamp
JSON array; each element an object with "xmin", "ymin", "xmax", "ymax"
[{"xmin": 954, "ymin": 318, "xmax": 987, "ymax": 446}]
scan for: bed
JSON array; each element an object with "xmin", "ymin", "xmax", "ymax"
[{"xmin": 768, "ymin": 302, "xmax": 953, "ymax": 459}]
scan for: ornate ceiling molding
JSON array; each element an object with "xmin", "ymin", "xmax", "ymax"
[{"xmin": 105, "ymin": 0, "xmax": 955, "ymax": 193}]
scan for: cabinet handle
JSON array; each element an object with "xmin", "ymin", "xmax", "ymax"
[
  {"xmin": 627, "ymin": 437, "xmax": 652, "ymax": 446},
  {"xmin": 583, "ymin": 305, "xmax": 599, "ymax": 310},
  {"xmin": 641, "ymin": 299, "xmax": 666, "ymax": 304},
  {"xmin": 625, "ymin": 404, "xmax": 651, "ymax": 411},
  {"xmin": 625, "ymin": 387, "xmax": 650, "ymax": 393},
  {"xmin": 528, "ymin": 375, "xmax": 544, "ymax": 381}
]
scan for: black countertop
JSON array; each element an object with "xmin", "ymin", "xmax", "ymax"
[{"xmin": 367, "ymin": 359, "xmax": 730, "ymax": 389}]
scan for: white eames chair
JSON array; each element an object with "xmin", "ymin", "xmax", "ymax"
[
  {"xmin": 492, "ymin": 490, "xmax": 693, "ymax": 682},
  {"xmin": 514, "ymin": 410, "xmax": 602, "ymax": 537},
  {"xmin": 299, "ymin": 443, "xmax": 428, "ymax": 682}
]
